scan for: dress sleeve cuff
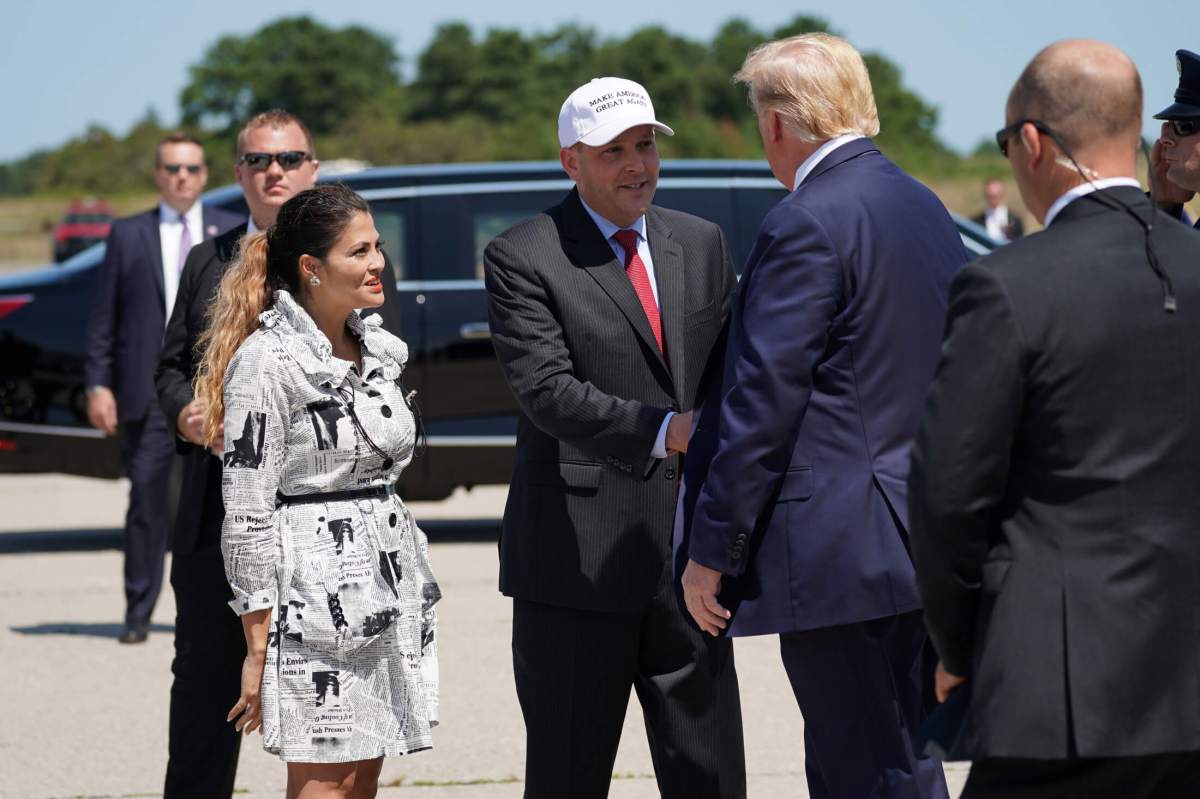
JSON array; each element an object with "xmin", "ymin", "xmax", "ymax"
[
  {"xmin": 651, "ymin": 411, "xmax": 674, "ymax": 459},
  {"xmin": 228, "ymin": 589, "xmax": 276, "ymax": 616}
]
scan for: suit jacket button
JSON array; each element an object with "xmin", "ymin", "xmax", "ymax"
[{"xmin": 664, "ymin": 466, "xmax": 676, "ymax": 480}]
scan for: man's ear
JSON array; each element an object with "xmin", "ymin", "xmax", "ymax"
[
  {"xmin": 766, "ymin": 110, "xmax": 784, "ymax": 144},
  {"xmin": 1020, "ymin": 123, "xmax": 1043, "ymax": 166},
  {"xmin": 559, "ymin": 146, "xmax": 578, "ymax": 180}
]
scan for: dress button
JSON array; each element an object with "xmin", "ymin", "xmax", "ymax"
[
  {"xmin": 380, "ymin": 405, "xmax": 392, "ymax": 418},
  {"xmin": 388, "ymin": 512, "xmax": 397, "ymax": 527},
  {"xmin": 382, "ymin": 457, "xmax": 394, "ymax": 470}
]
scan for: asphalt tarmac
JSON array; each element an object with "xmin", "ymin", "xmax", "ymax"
[{"xmin": 0, "ymin": 475, "xmax": 968, "ymax": 798}]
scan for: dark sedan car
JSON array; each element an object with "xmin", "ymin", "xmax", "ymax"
[{"xmin": 0, "ymin": 160, "xmax": 996, "ymax": 498}]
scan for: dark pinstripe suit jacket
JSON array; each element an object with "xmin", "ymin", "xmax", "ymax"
[{"xmin": 485, "ymin": 188, "xmax": 735, "ymax": 612}]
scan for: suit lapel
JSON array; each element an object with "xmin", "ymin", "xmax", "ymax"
[
  {"xmin": 200, "ymin": 207, "xmax": 220, "ymax": 241},
  {"xmin": 141, "ymin": 208, "xmax": 165, "ymax": 303},
  {"xmin": 647, "ymin": 208, "xmax": 686, "ymax": 400},
  {"xmin": 563, "ymin": 191, "xmax": 670, "ymax": 377}
]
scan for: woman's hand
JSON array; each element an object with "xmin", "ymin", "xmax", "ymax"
[{"xmin": 227, "ymin": 651, "xmax": 267, "ymax": 735}]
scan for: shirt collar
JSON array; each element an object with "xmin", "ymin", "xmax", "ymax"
[
  {"xmin": 793, "ymin": 134, "xmax": 865, "ymax": 190},
  {"xmin": 579, "ymin": 195, "xmax": 647, "ymax": 244},
  {"xmin": 1043, "ymin": 177, "xmax": 1143, "ymax": 227},
  {"xmin": 160, "ymin": 201, "xmax": 201, "ymax": 226},
  {"xmin": 258, "ymin": 290, "xmax": 407, "ymax": 387},
  {"xmin": 246, "ymin": 216, "xmax": 258, "ymax": 236}
]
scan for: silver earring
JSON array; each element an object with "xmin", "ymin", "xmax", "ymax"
[{"xmin": 309, "ymin": 275, "xmax": 320, "ymax": 287}]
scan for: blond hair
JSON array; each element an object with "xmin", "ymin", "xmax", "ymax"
[
  {"xmin": 194, "ymin": 232, "xmax": 273, "ymax": 446},
  {"xmin": 734, "ymin": 33, "xmax": 880, "ymax": 143},
  {"xmin": 236, "ymin": 108, "xmax": 316, "ymax": 158}
]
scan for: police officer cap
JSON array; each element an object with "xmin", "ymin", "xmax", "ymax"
[{"xmin": 1154, "ymin": 49, "xmax": 1200, "ymax": 120}]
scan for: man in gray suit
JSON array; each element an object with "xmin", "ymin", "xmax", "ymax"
[{"xmin": 484, "ymin": 77, "xmax": 745, "ymax": 798}]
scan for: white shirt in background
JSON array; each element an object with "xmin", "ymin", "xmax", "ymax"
[{"xmin": 159, "ymin": 201, "xmax": 203, "ymax": 319}]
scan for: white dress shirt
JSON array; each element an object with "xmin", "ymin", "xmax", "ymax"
[
  {"xmin": 793, "ymin": 134, "xmax": 865, "ymax": 190},
  {"xmin": 579, "ymin": 196, "xmax": 672, "ymax": 458},
  {"xmin": 1043, "ymin": 177, "xmax": 1143, "ymax": 227},
  {"xmin": 159, "ymin": 201, "xmax": 203, "ymax": 319},
  {"xmin": 983, "ymin": 205, "xmax": 1011, "ymax": 241}
]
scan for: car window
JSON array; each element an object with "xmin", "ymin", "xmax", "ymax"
[
  {"xmin": 368, "ymin": 200, "xmax": 410, "ymax": 282},
  {"xmin": 419, "ymin": 191, "xmax": 563, "ymax": 281},
  {"xmin": 732, "ymin": 188, "xmax": 787, "ymax": 272}
]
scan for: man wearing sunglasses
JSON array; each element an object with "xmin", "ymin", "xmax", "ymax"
[
  {"xmin": 1150, "ymin": 49, "xmax": 1200, "ymax": 229},
  {"xmin": 155, "ymin": 108, "xmax": 405, "ymax": 799},
  {"xmin": 910, "ymin": 39, "xmax": 1200, "ymax": 797},
  {"xmin": 84, "ymin": 132, "xmax": 239, "ymax": 649}
]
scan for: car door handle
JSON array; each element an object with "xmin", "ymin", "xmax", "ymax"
[{"xmin": 459, "ymin": 322, "xmax": 492, "ymax": 340}]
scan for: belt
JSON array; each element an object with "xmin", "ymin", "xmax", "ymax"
[{"xmin": 276, "ymin": 485, "xmax": 394, "ymax": 506}]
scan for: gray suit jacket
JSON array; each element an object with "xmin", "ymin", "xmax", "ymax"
[{"xmin": 485, "ymin": 188, "xmax": 735, "ymax": 611}]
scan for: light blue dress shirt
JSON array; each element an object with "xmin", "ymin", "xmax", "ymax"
[{"xmin": 579, "ymin": 196, "xmax": 672, "ymax": 458}]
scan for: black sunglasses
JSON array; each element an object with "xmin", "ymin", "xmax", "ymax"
[
  {"xmin": 995, "ymin": 119, "xmax": 1055, "ymax": 157},
  {"xmin": 162, "ymin": 163, "xmax": 203, "ymax": 175},
  {"xmin": 1168, "ymin": 118, "xmax": 1200, "ymax": 138},
  {"xmin": 239, "ymin": 151, "xmax": 311, "ymax": 171}
]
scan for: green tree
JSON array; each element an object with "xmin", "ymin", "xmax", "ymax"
[
  {"xmin": 408, "ymin": 22, "xmax": 479, "ymax": 121},
  {"xmin": 591, "ymin": 27, "xmax": 709, "ymax": 123},
  {"xmin": 179, "ymin": 16, "xmax": 403, "ymax": 136}
]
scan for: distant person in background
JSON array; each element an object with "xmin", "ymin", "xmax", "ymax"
[
  {"xmin": 972, "ymin": 177, "xmax": 1025, "ymax": 241},
  {"xmin": 84, "ymin": 132, "xmax": 239, "ymax": 645},
  {"xmin": 155, "ymin": 109, "xmax": 405, "ymax": 799},
  {"xmin": 1150, "ymin": 48, "xmax": 1200, "ymax": 228}
]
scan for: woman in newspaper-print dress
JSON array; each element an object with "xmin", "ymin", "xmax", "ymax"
[{"xmin": 194, "ymin": 185, "xmax": 439, "ymax": 790}]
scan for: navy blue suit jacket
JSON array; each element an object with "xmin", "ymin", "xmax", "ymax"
[
  {"xmin": 85, "ymin": 204, "xmax": 240, "ymax": 421},
  {"xmin": 675, "ymin": 138, "xmax": 968, "ymax": 636}
]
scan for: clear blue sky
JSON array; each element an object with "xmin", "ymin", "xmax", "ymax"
[{"xmin": 2, "ymin": 0, "xmax": 1192, "ymax": 162}]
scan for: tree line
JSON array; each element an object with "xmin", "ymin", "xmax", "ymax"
[{"xmin": 0, "ymin": 14, "xmax": 1006, "ymax": 197}]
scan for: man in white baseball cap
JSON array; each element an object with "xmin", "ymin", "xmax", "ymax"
[{"xmin": 484, "ymin": 77, "xmax": 746, "ymax": 798}]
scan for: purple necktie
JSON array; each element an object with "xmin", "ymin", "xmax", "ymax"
[{"xmin": 178, "ymin": 222, "xmax": 192, "ymax": 274}]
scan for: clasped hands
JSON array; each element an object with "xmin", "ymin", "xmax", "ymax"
[
  {"xmin": 665, "ymin": 410, "xmax": 693, "ymax": 454},
  {"xmin": 177, "ymin": 397, "xmax": 223, "ymax": 458}
]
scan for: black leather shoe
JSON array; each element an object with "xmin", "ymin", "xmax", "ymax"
[{"xmin": 118, "ymin": 622, "xmax": 148, "ymax": 644}]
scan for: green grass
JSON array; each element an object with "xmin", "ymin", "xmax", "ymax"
[{"xmin": 0, "ymin": 192, "xmax": 157, "ymax": 267}]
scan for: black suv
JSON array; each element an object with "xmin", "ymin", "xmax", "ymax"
[{"xmin": 0, "ymin": 161, "xmax": 996, "ymax": 498}]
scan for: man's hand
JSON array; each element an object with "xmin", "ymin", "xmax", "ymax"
[
  {"xmin": 681, "ymin": 558, "xmax": 731, "ymax": 636},
  {"xmin": 665, "ymin": 410, "xmax": 694, "ymax": 454},
  {"xmin": 1151, "ymin": 138, "xmax": 1196, "ymax": 207},
  {"xmin": 935, "ymin": 660, "xmax": 967, "ymax": 703},
  {"xmin": 85, "ymin": 388, "xmax": 118, "ymax": 436},
  {"xmin": 177, "ymin": 398, "xmax": 223, "ymax": 457}
]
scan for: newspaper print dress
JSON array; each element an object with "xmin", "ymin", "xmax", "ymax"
[{"xmin": 221, "ymin": 289, "xmax": 440, "ymax": 763}]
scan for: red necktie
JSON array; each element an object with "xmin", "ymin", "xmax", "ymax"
[{"xmin": 612, "ymin": 229, "xmax": 662, "ymax": 352}]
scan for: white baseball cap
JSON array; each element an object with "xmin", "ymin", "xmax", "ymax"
[{"xmin": 558, "ymin": 77, "xmax": 675, "ymax": 149}]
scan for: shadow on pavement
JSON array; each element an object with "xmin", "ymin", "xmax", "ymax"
[
  {"xmin": 11, "ymin": 621, "xmax": 175, "ymax": 637},
  {"xmin": 422, "ymin": 518, "xmax": 501, "ymax": 542},
  {"xmin": 0, "ymin": 528, "xmax": 122, "ymax": 554},
  {"xmin": 0, "ymin": 519, "xmax": 499, "ymax": 555}
]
